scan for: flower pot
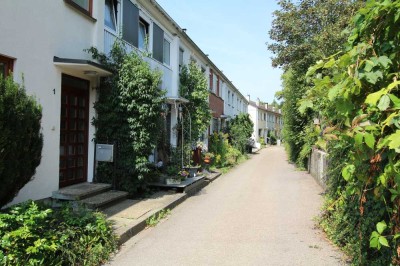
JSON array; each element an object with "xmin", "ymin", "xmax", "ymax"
[
  {"xmin": 185, "ymin": 166, "xmax": 200, "ymax": 177},
  {"xmin": 204, "ymin": 158, "xmax": 210, "ymax": 164}
]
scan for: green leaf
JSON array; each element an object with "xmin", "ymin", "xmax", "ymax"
[
  {"xmin": 328, "ymin": 85, "xmax": 341, "ymax": 100},
  {"xmin": 388, "ymin": 130, "xmax": 400, "ymax": 150},
  {"xmin": 364, "ymin": 132, "xmax": 375, "ymax": 148},
  {"xmin": 377, "ymin": 56, "xmax": 391, "ymax": 68},
  {"xmin": 378, "ymin": 94, "xmax": 390, "ymax": 111},
  {"xmin": 388, "ymin": 94, "xmax": 400, "ymax": 108},
  {"xmin": 378, "ymin": 236, "xmax": 389, "ymax": 247},
  {"xmin": 324, "ymin": 58, "xmax": 336, "ymax": 68},
  {"xmin": 364, "ymin": 71, "xmax": 383, "ymax": 84},
  {"xmin": 298, "ymin": 99, "xmax": 313, "ymax": 114},
  {"xmin": 376, "ymin": 221, "xmax": 387, "ymax": 234},
  {"xmin": 370, "ymin": 231, "xmax": 380, "ymax": 248},
  {"xmin": 342, "ymin": 164, "xmax": 355, "ymax": 181},
  {"xmin": 365, "ymin": 88, "xmax": 387, "ymax": 106},
  {"xmin": 354, "ymin": 133, "xmax": 363, "ymax": 145},
  {"xmin": 364, "ymin": 59, "xmax": 375, "ymax": 72}
]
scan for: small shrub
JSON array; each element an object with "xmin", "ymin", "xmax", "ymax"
[
  {"xmin": 0, "ymin": 75, "xmax": 43, "ymax": 208},
  {"xmin": 0, "ymin": 201, "xmax": 117, "ymax": 266}
]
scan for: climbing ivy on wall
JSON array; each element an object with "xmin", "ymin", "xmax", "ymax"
[
  {"xmin": 301, "ymin": 0, "xmax": 400, "ymax": 263},
  {"xmin": 87, "ymin": 41, "xmax": 165, "ymax": 195},
  {"xmin": 179, "ymin": 61, "xmax": 211, "ymax": 144}
]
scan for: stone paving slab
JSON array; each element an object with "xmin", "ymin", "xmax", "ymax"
[
  {"xmin": 104, "ymin": 191, "xmax": 187, "ymax": 245},
  {"xmin": 103, "ymin": 172, "xmax": 223, "ymax": 245}
]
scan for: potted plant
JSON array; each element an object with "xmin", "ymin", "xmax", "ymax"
[
  {"xmin": 178, "ymin": 169, "xmax": 189, "ymax": 180},
  {"xmin": 203, "ymin": 152, "xmax": 215, "ymax": 164}
]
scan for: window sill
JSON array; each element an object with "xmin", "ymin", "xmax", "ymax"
[{"xmin": 64, "ymin": 0, "xmax": 97, "ymax": 23}]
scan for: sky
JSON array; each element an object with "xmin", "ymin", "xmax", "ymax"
[{"xmin": 156, "ymin": 0, "xmax": 283, "ymax": 104}]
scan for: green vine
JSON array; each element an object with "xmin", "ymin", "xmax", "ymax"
[
  {"xmin": 87, "ymin": 40, "xmax": 165, "ymax": 196},
  {"xmin": 179, "ymin": 61, "xmax": 211, "ymax": 143},
  {"xmin": 301, "ymin": 0, "xmax": 400, "ymax": 263}
]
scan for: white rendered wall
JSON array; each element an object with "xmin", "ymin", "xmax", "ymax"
[{"xmin": 0, "ymin": 0, "xmax": 102, "ymax": 205}]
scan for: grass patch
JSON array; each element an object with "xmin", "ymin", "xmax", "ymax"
[{"xmin": 146, "ymin": 209, "xmax": 171, "ymax": 227}]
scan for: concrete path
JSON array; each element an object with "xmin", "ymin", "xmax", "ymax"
[{"xmin": 108, "ymin": 146, "xmax": 347, "ymax": 266}]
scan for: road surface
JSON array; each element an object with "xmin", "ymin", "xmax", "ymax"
[{"xmin": 108, "ymin": 146, "xmax": 347, "ymax": 266}]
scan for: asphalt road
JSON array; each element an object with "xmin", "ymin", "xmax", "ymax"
[{"xmin": 108, "ymin": 146, "xmax": 347, "ymax": 266}]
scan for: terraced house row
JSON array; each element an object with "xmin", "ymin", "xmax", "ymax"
[{"xmin": 0, "ymin": 0, "xmax": 282, "ymax": 206}]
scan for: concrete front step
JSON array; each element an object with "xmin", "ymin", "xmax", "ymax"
[
  {"xmin": 81, "ymin": 190, "xmax": 129, "ymax": 209},
  {"xmin": 52, "ymin": 182, "xmax": 112, "ymax": 201}
]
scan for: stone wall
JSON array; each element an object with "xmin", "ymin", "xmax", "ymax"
[{"xmin": 308, "ymin": 147, "xmax": 328, "ymax": 189}]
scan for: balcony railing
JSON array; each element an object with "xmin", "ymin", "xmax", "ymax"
[{"xmin": 104, "ymin": 28, "xmax": 173, "ymax": 94}]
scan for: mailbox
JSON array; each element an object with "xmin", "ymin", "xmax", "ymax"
[{"xmin": 95, "ymin": 144, "xmax": 114, "ymax": 162}]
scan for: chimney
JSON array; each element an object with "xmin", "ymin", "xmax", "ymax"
[
  {"xmin": 247, "ymin": 94, "xmax": 251, "ymax": 102},
  {"xmin": 265, "ymin": 103, "xmax": 268, "ymax": 109},
  {"xmin": 256, "ymin": 98, "xmax": 260, "ymax": 106}
]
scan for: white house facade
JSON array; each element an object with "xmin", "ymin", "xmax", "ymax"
[
  {"xmin": 1, "ymin": 0, "xmax": 255, "ymax": 206},
  {"xmin": 247, "ymin": 96, "xmax": 283, "ymax": 143}
]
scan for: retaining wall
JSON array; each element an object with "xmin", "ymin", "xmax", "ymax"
[{"xmin": 308, "ymin": 147, "xmax": 328, "ymax": 189}]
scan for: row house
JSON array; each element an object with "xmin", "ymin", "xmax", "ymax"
[
  {"xmin": 208, "ymin": 66, "xmax": 248, "ymax": 134},
  {"xmin": 247, "ymin": 97, "xmax": 283, "ymax": 143},
  {"xmin": 0, "ymin": 0, "xmax": 251, "ymax": 206}
]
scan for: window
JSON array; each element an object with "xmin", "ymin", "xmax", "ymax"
[
  {"xmin": 138, "ymin": 18, "xmax": 149, "ymax": 50},
  {"xmin": 65, "ymin": 0, "xmax": 93, "ymax": 16},
  {"xmin": 104, "ymin": 0, "xmax": 117, "ymax": 31},
  {"xmin": 201, "ymin": 66, "xmax": 206, "ymax": 74},
  {"xmin": 209, "ymin": 70, "xmax": 213, "ymax": 91},
  {"xmin": 179, "ymin": 48, "xmax": 184, "ymax": 71},
  {"xmin": 228, "ymin": 91, "xmax": 231, "ymax": 105},
  {"xmin": 163, "ymin": 39, "xmax": 170, "ymax": 65},
  {"xmin": 0, "ymin": 55, "xmax": 14, "ymax": 78},
  {"xmin": 216, "ymin": 75, "xmax": 220, "ymax": 96},
  {"xmin": 213, "ymin": 75, "xmax": 217, "ymax": 94}
]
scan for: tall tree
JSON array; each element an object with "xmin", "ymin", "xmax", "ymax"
[{"xmin": 268, "ymin": 0, "xmax": 361, "ymax": 166}]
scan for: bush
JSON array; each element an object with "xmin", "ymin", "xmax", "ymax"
[
  {"xmin": 0, "ymin": 76, "xmax": 43, "ymax": 208},
  {"xmin": 209, "ymin": 132, "xmax": 242, "ymax": 168},
  {"xmin": 209, "ymin": 132, "xmax": 229, "ymax": 168},
  {"xmin": 0, "ymin": 201, "xmax": 117, "ymax": 266},
  {"xmin": 227, "ymin": 113, "xmax": 254, "ymax": 153}
]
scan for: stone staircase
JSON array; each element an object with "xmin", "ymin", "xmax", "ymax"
[{"xmin": 52, "ymin": 182, "xmax": 128, "ymax": 210}]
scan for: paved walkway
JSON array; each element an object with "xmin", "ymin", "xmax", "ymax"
[{"xmin": 108, "ymin": 146, "xmax": 347, "ymax": 266}]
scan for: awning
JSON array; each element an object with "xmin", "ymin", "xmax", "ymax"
[
  {"xmin": 53, "ymin": 56, "xmax": 112, "ymax": 77},
  {"xmin": 166, "ymin": 96, "xmax": 189, "ymax": 104}
]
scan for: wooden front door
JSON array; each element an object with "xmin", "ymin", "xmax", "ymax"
[{"xmin": 59, "ymin": 75, "xmax": 89, "ymax": 188}]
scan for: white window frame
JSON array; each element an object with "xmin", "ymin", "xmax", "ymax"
[
  {"xmin": 104, "ymin": 0, "xmax": 118, "ymax": 32},
  {"xmin": 138, "ymin": 18, "xmax": 149, "ymax": 51},
  {"xmin": 163, "ymin": 38, "xmax": 171, "ymax": 66}
]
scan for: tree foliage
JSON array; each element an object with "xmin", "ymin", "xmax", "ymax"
[
  {"xmin": 228, "ymin": 113, "xmax": 254, "ymax": 153},
  {"xmin": 301, "ymin": 0, "xmax": 400, "ymax": 263},
  {"xmin": 179, "ymin": 61, "xmax": 211, "ymax": 143},
  {"xmin": 0, "ymin": 76, "xmax": 43, "ymax": 208},
  {"xmin": 268, "ymin": 0, "xmax": 361, "ymax": 167},
  {"xmin": 87, "ymin": 41, "xmax": 165, "ymax": 195}
]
